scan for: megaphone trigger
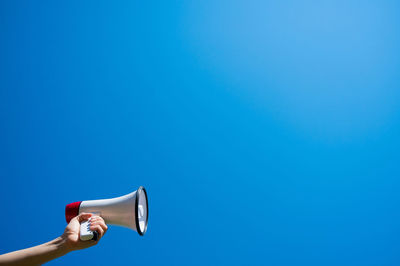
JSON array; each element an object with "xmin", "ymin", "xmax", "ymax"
[{"xmin": 92, "ymin": 231, "xmax": 99, "ymax": 241}]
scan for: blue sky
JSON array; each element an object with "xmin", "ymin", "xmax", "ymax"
[{"xmin": 1, "ymin": 1, "xmax": 400, "ymax": 265}]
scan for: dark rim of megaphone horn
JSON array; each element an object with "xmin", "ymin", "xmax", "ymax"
[{"xmin": 135, "ymin": 186, "xmax": 149, "ymax": 236}]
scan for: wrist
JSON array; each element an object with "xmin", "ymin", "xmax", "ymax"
[{"xmin": 51, "ymin": 236, "xmax": 73, "ymax": 255}]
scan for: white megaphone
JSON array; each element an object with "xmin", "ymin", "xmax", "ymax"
[{"xmin": 65, "ymin": 186, "xmax": 148, "ymax": 241}]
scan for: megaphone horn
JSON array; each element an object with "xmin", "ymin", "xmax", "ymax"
[{"xmin": 65, "ymin": 186, "xmax": 148, "ymax": 240}]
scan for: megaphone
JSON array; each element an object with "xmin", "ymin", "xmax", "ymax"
[{"xmin": 65, "ymin": 186, "xmax": 148, "ymax": 240}]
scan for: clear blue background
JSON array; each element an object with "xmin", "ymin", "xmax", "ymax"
[{"xmin": 1, "ymin": 1, "xmax": 400, "ymax": 265}]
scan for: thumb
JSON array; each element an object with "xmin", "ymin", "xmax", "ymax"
[{"xmin": 75, "ymin": 212, "xmax": 93, "ymax": 223}]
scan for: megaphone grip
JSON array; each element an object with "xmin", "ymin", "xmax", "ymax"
[{"xmin": 80, "ymin": 219, "xmax": 95, "ymax": 241}]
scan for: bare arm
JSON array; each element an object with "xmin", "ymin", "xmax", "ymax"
[
  {"xmin": 0, "ymin": 213, "xmax": 108, "ymax": 265},
  {"xmin": 0, "ymin": 236, "xmax": 70, "ymax": 266}
]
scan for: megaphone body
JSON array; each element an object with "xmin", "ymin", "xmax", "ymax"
[{"xmin": 65, "ymin": 186, "xmax": 148, "ymax": 240}]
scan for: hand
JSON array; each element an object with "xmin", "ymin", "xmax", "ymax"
[
  {"xmin": 0, "ymin": 213, "xmax": 108, "ymax": 265},
  {"xmin": 61, "ymin": 213, "xmax": 108, "ymax": 252}
]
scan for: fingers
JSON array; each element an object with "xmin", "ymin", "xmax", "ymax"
[
  {"xmin": 90, "ymin": 224, "xmax": 104, "ymax": 239},
  {"xmin": 69, "ymin": 213, "xmax": 108, "ymax": 242},
  {"xmin": 89, "ymin": 216, "xmax": 108, "ymax": 241}
]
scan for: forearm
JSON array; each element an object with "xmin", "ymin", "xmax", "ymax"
[{"xmin": 0, "ymin": 237, "xmax": 71, "ymax": 266}]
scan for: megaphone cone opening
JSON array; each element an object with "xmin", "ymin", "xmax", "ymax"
[{"xmin": 135, "ymin": 186, "xmax": 149, "ymax": 236}]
